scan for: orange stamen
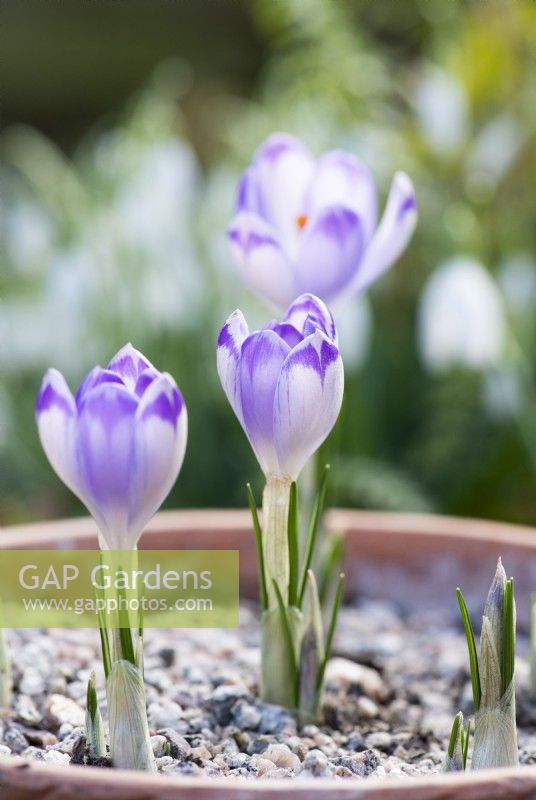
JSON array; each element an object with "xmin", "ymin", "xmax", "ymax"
[{"xmin": 296, "ymin": 214, "xmax": 308, "ymax": 230}]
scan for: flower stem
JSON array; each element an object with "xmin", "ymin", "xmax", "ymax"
[{"xmin": 262, "ymin": 476, "xmax": 292, "ymax": 608}]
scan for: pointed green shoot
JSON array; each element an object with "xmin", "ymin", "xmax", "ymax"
[
  {"xmin": 457, "ymin": 587, "xmax": 482, "ymax": 711},
  {"xmin": 501, "ymin": 577, "xmax": 515, "ymax": 695},
  {"xmin": 298, "ymin": 464, "xmax": 330, "ymax": 608},
  {"xmin": 86, "ymin": 670, "xmax": 106, "ymax": 759},
  {"xmin": 447, "ymin": 711, "xmax": 463, "ymax": 760},
  {"xmin": 316, "ymin": 572, "xmax": 345, "ymax": 691},
  {"xmin": 272, "ymin": 579, "xmax": 299, "ymax": 706},
  {"xmin": 247, "ymin": 483, "xmax": 268, "ymax": 611},
  {"xmin": 298, "ymin": 571, "xmax": 325, "ymax": 720},
  {"xmin": 287, "ymin": 481, "xmax": 299, "ymax": 607}
]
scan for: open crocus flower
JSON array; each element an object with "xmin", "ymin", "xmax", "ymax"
[
  {"xmin": 217, "ymin": 294, "xmax": 344, "ymax": 480},
  {"xmin": 36, "ymin": 344, "xmax": 187, "ymax": 550},
  {"xmin": 228, "ymin": 132, "xmax": 417, "ymax": 310}
]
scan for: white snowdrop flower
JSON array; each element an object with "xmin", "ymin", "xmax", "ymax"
[{"xmin": 418, "ymin": 257, "xmax": 507, "ymax": 372}]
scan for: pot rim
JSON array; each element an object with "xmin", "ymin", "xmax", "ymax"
[{"xmin": 0, "ymin": 508, "xmax": 535, "ymax": 798}]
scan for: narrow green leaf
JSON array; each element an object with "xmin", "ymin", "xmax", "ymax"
[
  {"xmin": 316, "ymin": 572, "xmax": 344, "ymax": 691},
  {"xmin": 462, "ymin": 719, "xmax": 471, "ymax": 768},
  {"xmin": 87, "ymin": 670, "xmax": 98, "ymax": 718},
  {"xmin": 501, "ymin": 577, "xmax": 515, "ymax": 695},
  {"xmin": 272, "ymin": 580, "xmax": 299, "ymax": 706},
  {"xmin": 298, "ymin": 464, "xmax": 330, "ymax": 608},
  {"xmin": 98, "ymin": 623, "xmax": 111, "ymax": 679},
  {"xmin": 457, "ymin": 587, "xmax": 482, "ymax": 711},
  {"xmin": 118, "ymin": 625, "xmax": 136, "ymax": 666},
  {"xmin": 287, "ymin": 481, "xmax": 299, "ymax": 607},
  {"xmin": 318, "ymin": 532, "xmax": 344, "ymax": 607},
  {"xmin": 247, "ymin": 483, "xmax": 268, "ymax": 610},
  {"xmin": 447, "ymin": 711, "xmax": 462, "ymax": 759}
]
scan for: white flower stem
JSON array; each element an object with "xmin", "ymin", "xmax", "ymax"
[
  {"xmin": 260, "ymin": 476, "xmax": 303, "ymax": 707},
  {"xmin": 262, "ymin": 476, "xmax": 292, "ymax": 608}
]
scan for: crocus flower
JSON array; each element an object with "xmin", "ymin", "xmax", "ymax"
[
  {"xmin": 217, "ymin": 293, "xmax": 343, "ymax": 480},
  {"xmin": 36, "ymin": 344, "xmax": 187, "ymax": 549},
  {"xmin": 228, "ymin": 132, "xmax": 417, "ymax": 310}
]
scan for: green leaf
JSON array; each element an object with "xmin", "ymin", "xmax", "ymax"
[
  {"xmin": 447, "ymin": 711, "xmax": 462, "ymax": 759},
  {"xmin": 272, "ymin": 579, "xmax": 299, "ymax": 706},
  {"xmin": 287, "ymin": 481, "xmax": 299, "ymax": 607},
  {"xmin": 298, "ymin": 464, "xmax": 330, "ymax": 608},
  {"xmin": 318, "ymin": 531, "xmax": 344, "ymax": 608},
  {"xmin": 85, "ymin": 670, "xmax": 106, "ymax": 759},
  {"xmin": 457, "ymin": 587, "xmax": 482, "ymax": 711},
  {"xmin": 462, "ymin": 718, "xmax": 471, "ymax": 768},
  {"xmin": 501, "ymin": 577, "xmax": 515, "ymax": 695},
  {"xmin": 247, "ymin": 483, "xmax": 268, "ymax": 611},
  {"xmin": 316, "ymin": 572, "xmax": 344, "ymax": 691}
]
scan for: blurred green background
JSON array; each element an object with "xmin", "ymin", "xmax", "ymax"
[{"xmin": 1, "ymin": 0, "xmax": 535, "ymax": 526}]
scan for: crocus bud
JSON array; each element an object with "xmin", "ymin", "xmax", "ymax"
[
  {"xmin": 217, "ymin": 293, "xmax": 343, "ymax": 482},
  {"xmin": 472, "ymin": 561, "xmax": 518, "ymax": 769},
  {"xmin": 228, "ymin": 133, "xmax": 417, "ymax": 310},
  {"xmin": 36, "ymin": 344, "xmax": 187, "ymax": 549}
]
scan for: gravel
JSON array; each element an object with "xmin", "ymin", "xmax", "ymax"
[{"xmin": 1, "ymin": 598, "xmax": 534, "ymax": 781}]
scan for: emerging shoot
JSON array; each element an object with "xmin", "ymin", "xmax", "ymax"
[{"xmin": 457, "ymin": 559, "xmax": 518, "ymax": 769}]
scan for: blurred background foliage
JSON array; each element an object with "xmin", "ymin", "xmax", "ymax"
[{"xmin": 1, "ymin": 0, "xmax": 535, "ymax": 526}]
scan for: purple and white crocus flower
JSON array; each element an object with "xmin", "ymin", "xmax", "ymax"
[
  {"xmin": 228, "ymin": 132, "xmax": 417, "ymax": 310},
  {"xmin": 36, "ymin": 344, "xmax": 187, "ymax": 550},
  {"xmin": 217, "ymin": 293, "xmax": 343, "ymax": 482}
]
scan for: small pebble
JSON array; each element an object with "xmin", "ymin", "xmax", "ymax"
[
  {"xmin": 150, "ymin": 734, "xmax": 168, "ymax": 759},
  {"xmin": 262, "ymin": 743, "xmax": 301, "ymax": 770},
  {"xmin": 45, "ymin": 694, "xmax": 84, "ymax": 728}
]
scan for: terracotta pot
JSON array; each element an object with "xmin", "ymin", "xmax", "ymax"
[{"xmin": 0, "ymin": 509, "xmax": 535, "ymax": 799}]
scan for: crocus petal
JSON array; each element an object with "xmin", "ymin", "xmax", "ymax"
[
  {"xmin": 236, "ymin": 166, "xmax": 263, "ymax": 216},
  {"xmin": 283, "ymin": 293, "xmax": 337, "ymax": 342},
  {"xmin": 265, "ymin": 322, "xmax": 303, "ymax": 349},
  {"xmin": 107, "ymin": 343, "xmax": 153, "ymax": 391},
  {"xmin": 77, "ymin": 384, "xmax": 139, "ymax": 546},
  {"xmin": 217, "ymin": 309, "xmax": 249, "ymax": 423},
  {"xmin": 129, "ymin": 375, "xmax": 187, "ymax": 544},
  {"xmin": 351, "ymin": 171, "xmax": 417, "ymax": 296},
  {"xmin": 274, "ymin": 331, "xmax": 344, "ymax": 480},
  {"xmin": 76, "ymin": 367, "xmax": 125, "ymax": 405},
  {"xmin": 228, "ymin": 211, "xmax": 295, "ymax": 308},
  {"xmin": 36, "ymin": 368, "xmax": 80, "ymax": 496},
  {"xmin": 243, "ymin": 133, "xmax": 315, "ymax": 246},
  {"xmin": 239, "ymin": 330, "xmax": 290, "ymax": 476},
  {"xmin": 134, "ymin": 367, "xmax": 160, "ymax": 397},
  {"xmin": 305, "ymin": 150, "xmax": 378, "ymax": 242},
  {"xmin": 294, "ymin": 206, "xmax": 365, "ymax": 304}
]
